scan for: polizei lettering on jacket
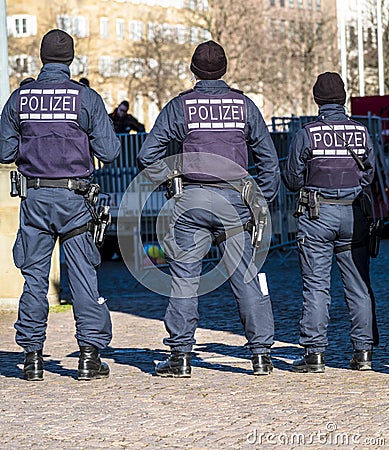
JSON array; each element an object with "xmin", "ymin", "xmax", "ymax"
[
  {"xmin": 186, "ymin": 98, "xmax": 245, "ymax": 129},
  {"xmin": 181, "ymin": 90, "xmax": 248, "ymax": 182},
  {"xmin": 308, "ymin": 123, "xmax": 367, "ymax": 156},
  {"xmin": 16, "ymin": 81, "xmax": 92, "ymax": 179},
  {"xmin": 305, "ymin": 120, "xmax": 368, "ymax": 189},
  {"xmin": 18, "ymin": 87, "xmax": 79, "ymax": 121}
]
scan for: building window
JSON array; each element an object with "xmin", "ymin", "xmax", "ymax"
[
  {"xmin": 7, "ymin": 15, "xmax": 37, "ymax": 37},
  {"xmin": 279, "ymin": 20, "xmax": 285, "ymax": 37},
  {"xmin": 116, "ymin": 58, "xmax": 129, "ymax": 77},
  {"xmin": 185, "ymin": 0, "xmax": 208, "ymax": 9},
  {"xmin": 130, "ymin": 20, "xmax": 144, "ymax": 41},
  {"xmin": 270, "ymin": 0, "xmax": 275, "ymax": 5},
  {"xmin": 289, "ymin": 20, "xmax": 295, "ymax": 38},
  {"xmin": 116, "ymin": 19, "xmax": 125, "ymax": 39},
  {"xmin": 100, "ymin": 18, "xmax": 109, "ymax": 38},
  {"xmin": 189, "ymin": 26, "xmax": 199, "ymax": 44},
  {"xmin": 201, "ymin": 28, "xmax": 211, "ymax": 41},
  {"xmin": 315, "ymin": 0, "xmax": 321, "ymax": 11},
  {"xmin": 71, "ymin": 56, "xmax": 89, "ymax": 76},
  {"xmin": 57, "ymin": 15, "xmax": 89, "ymax": 37},
  {"xmin": 349, "ymin": 25, "xmax": 356, "ymax": 46},
  {"xmin": 148, "ymin": 22, "xmax": 157, "ymax": 41},
  {"xmin": 174, "ymin": 25, "xmax": 187, "ymax": 44},
  {"xmin": 73, "ymin": 16, "xmax": 89, "ymax": 38},
  {"xmin": 280, "ymin": 0, "xmax": 285, "ymax": 6},
  {"xmin": 289, "ymin": 0, "xmax": 294, "ymax": 6},
  {"xmin": 10, "ymin": 55, "xmax": 29, "ymax": 74},
  {"xmin": 177, "ymin": 61, "xmax": 187, "ymax": 79},
  {"xmin": 57, "ymin": 15, "xmax": 71, "ymax": 33},
  {"xmin": 270, "ymin": 19, "xmax": 277, "ymax": 38},
  {"xmin": 129, "ymin": 58, "xmax": 145, "ymax": 77},
  {"xmin": 297, "ymin": 0, "xmax": 303, "ymax": 8},
  {"xmin": 133, "ymin": 93, "xmax": 144, "ymax": 123},
  {"xmin": 99, "ymin": 56, "xmax": 113, "ymax": 77},
  {"xmin": 307, "ymin": 0, "xmax": 312, "ymax": 9}
]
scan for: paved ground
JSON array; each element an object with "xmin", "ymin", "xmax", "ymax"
[{"xmin": 1, "ymin": 240, "xmax": 389, "ymax": 449}]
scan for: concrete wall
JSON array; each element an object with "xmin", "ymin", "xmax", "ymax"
[{"xmin": 0, "ymin": 164, "xmax": 60, "ymax": 310}]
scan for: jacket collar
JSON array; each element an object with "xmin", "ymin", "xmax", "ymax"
[
  {"xmin": 37, "ymin": 63, "xmax": 71, "ymax": 82},
  {"xmin": 317, "ymin": 104, "xmax": 348, "ymax": 121}
]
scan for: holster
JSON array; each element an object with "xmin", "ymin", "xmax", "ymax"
[
  {"xmin": 166, "ymin": 170, "xmax": 183, "ymax": 200},
  {"xmin": 241, "ymin": 178, "xmax": 268, "ymax": 248},
  {"xmin": 369, "ymin": 219, "xmax": 384, "ymax": 258},
  {"xmin": 10, "ymin": 171, "xmax": 27, "ymax": 199},
  {"xmin": 293, "ymin": 189, "xmax": 319, "ymax": 220},
  {"xmin": 308, "ymin": 191, "xmax": 320, "ymax": 220},
  {"xmin": 359, "ymin": 190, "xmax": 373, "ymax": 218}
]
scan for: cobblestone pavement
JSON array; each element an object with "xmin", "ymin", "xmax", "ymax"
[{"xmin": 1, "ymin": 240, "xmax": 389, "ymax": 449}]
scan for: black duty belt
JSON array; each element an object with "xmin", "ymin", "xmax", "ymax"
[
  {"xmin": 27, "ymin": 178, "xmax": 90, "ymax": 191},
  {"xmin": 319, "ymin": 197, "xmax": 354, "ymax": 205},
  {"xmin": 183, "ymin": 181, "xmax": 243, "ymax": 192}
]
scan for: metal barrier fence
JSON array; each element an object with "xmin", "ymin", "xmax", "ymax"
[{"xmin": 94, "ymin": 115, "xmax": 389, "ymax": 264}]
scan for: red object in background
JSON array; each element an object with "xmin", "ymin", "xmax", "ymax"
[
  {"xmin": 351, "ymin": 95, "xmax": 389, "ymax": 139},
  {"xmin": 351, "ymin": 95, "xmax": 389, "ymax": 219},
  {"xmin": 351, "ymin": 95, "xmax": 389, "ymax": 117}
]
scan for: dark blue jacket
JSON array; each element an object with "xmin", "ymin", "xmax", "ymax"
[
  {"xmin": 137, "ymin": 80, "xmax": 280, "ymax": 202},
  {"xmin": 283, "ymin": 104, "xmax": 375, "ymax": 198},
  {"xmin": 0, "ymin": 64, "xmax": 121, "ymax": 175}
]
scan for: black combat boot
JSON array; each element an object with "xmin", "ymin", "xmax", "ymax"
[
  {"xmin": 78, "ymin": 345, "xmax": 110, "ymax": 381},
  {"xmin": 23, "ymin": 350, "xmax": 44, "ymax": 381},
  {"xmin": 252, "ymin": 354, "xmax": 273, "ymax": 375},
  {"xmin": 350, "ymin": 350, "xmax": 372, "ymax": 371},
  {"xmin": 292, "ymin": 352, "xmax": 325, "ymax": 373},
  {"xmin": 155, "ymin": 352, "xmax": 191, "ymax": 378}
]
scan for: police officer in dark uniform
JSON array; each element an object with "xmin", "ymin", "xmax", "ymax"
[
  {"xmin": 0, "ymin": 29, "xmax": 121, "ymax": 381},
  {"xmin": 283, "ymin": 72, "xmax": 377, "ymax": 373},
  {"xmin": 138, "ymin": 41, "xmax": 280, "ymax": 377}
]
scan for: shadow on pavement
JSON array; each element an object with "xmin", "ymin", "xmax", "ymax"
[{"xmin": 58, "ymin": 240, "xmax": 389, "ymax": 376}]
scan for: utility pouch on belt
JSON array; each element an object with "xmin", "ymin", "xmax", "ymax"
[
  {"xmin": 241, "ymin": 179, "xmax": 268, "ymax": 248},
  {"xmin": 10, "ymin": 171, "xmax": 27, "ymax": 199},
  {"xmin": 166, "ymin": 170, "xmax": 183, "ymax": 200},
  {"xmin": 293, "ymin": 188, "xmax": 319, "ymax": 219},
  {"xmin": 293, "ymin": 189, "xmax": 308, "ymax": 218}
]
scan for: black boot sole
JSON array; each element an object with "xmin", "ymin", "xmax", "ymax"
[
  {"xmin": 155, "ymin": 366, "xmax": 191, "ymax": 378},
  {"xmin": 78, "ymin": 370, "xmax": 110, "ymax": 381},
  {"xmin": 253, "ymin": 366, "xmax": 273, "ymax": 376},
  {"xmin": 24, "ymin": 370, "xmax": 44, "ymax": 381},
  {"xmin": 350, "ymin": 361, "xmax": 372, "ymax": 371},
  {"xmin": 292, "ymin": 364, "xmax": 325, "ymax": 373}
]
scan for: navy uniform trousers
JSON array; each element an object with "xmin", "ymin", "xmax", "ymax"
[
  {"xmin": 296, "ymin": 201, "xmax": 377, "ymax": 353},
  {"xmin": 13, "ymin": 187, "xmax": 112, "ymax": 353},
  {"xmin": 163, "ymin": 185, "xmax": 274, "ymax": 355}
]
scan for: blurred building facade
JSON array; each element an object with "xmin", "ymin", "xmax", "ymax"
[{"xmin": 5, "ymin": 0, "xmax": 345, "ymax": 126}]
